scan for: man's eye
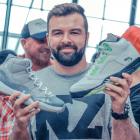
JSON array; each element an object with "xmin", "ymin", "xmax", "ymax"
[
  {"xmin": 71, "ymin": 32, "xmax": 80, "ymax": 35},
  {"xmin": 53, "ymin": 32, "xmax": 62, "ymax": 35}
]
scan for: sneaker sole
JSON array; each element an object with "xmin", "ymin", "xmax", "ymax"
[
  {"xmin": 0, "ymin": 81, "xmax": 65, "ymax": 113},
  {"xmin": 71, "ymin": 57, "xmax": 140, "ymax": 98}
]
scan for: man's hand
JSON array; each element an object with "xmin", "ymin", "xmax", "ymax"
[
  {"xmin": 9, "ymin": 92, "xmax": 40, "ymax": 140},
  {"xmin": 104, "ymin": 73, "xmax": 132, "ymax": 113},
  {"xmin": 104, "ymin": 73, "xmax": 140, "ymax": 140}
]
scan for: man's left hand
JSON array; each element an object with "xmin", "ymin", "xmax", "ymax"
[{"xmin": 104, "ymin": 73, "xmax": 132, "ymax": 113}]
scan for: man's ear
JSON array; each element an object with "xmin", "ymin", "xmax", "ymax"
[
  {"xmin": 86, "ymin": 32, "xmax": 89, "ymax": 45},
  {"xmin": 21, "ymin": 38, "xmax": 26, "ymax": 46},
  {"xmin": 87, "ymin": 32, "xmax": 89, "ymax": 41}
]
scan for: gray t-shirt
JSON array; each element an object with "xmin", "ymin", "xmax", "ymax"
[{"xmin": 30, "ymin": 65, "xmax": 137, "ymax": 140}]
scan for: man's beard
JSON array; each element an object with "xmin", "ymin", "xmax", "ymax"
[{"xmin": 51, "ymin": 43, "xmax": 86, "ymax": 66}]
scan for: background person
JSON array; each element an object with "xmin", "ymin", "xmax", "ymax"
[
  {"xmin": 20, "ymin": 18, "xmax": 52, "ymax": 71},
  {"xmin": 0, "ymin": 18, "xmax": 52, "ymax": 140}
]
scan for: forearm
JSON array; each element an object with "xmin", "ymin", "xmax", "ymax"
[
  {"xmin": 9, "ymin": 123, "xmax": 31, "ymax": 140},
  {"xmin": 112, "ymin": 118, "xmax": 140, "ymax": 140}
]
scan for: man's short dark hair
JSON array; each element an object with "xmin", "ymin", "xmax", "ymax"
[{"xmin": 47, "ymin": 3, "xmax": 88, "ymax": 33}]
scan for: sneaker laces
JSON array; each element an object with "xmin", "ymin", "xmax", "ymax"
[{"xmin": 26, "ymin": 66, "xmax": 54, "ymax": 99}]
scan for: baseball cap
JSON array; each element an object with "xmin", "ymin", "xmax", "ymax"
[
  {"xmin": 21, "ymin": 18, "xmax": 47, "ymax": 41},
  {"xmin": 0, "ymin": 50, "xmax": 17, "ymax": 64}
]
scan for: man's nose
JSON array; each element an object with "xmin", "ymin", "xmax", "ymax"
[{"xmin": 61, "ymin": 34, "xmax": 72, "ymax": 44}]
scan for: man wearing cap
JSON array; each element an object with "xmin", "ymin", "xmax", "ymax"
[
  {"xmin": 0, "ymin": 19, "xmax": 52, "ymax": 140},
  {"xmin": 20, "ymin": 18, "xmax": 52, "ymax": 71}
]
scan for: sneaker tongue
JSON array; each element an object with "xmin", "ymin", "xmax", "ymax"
[
  {"xmin": 106, "ymin": 33, "xmax": 120, "ymax": 42},
  {"xmin": 8, "ymin": 57, "xmax": 32, "ymax": 73},
  {"xmin": 4, "ymin": 54, "xmax": 16, "ymax": 61}
]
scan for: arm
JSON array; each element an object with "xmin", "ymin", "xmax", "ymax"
[
  {"xmin": 9, "ymin": 93, "xmax": 40, "ymax": 140},
  {"xmin": 10, "ymin": 122, "xmax": 31, "ymax": 140},
  {"xmin": 105, "ymin": 73, "xmax": 140, "ymax": 140},
  {"xmin": 112, "ymin": 118, "xmax": 139, "ymax": 140}
]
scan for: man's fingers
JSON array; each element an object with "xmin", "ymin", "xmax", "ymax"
[
  {"xmin": 22, "ymin": 101, "xmax": 40, "ymax": 115},
  {"xmin": 28, "ymin": 108, "xmax": 40, "ymax": 117},
  {"xmin": 110, "ymin": 73, "xmax": 132, "ymax": 87},
  {"xmin": 14, "ymin": 107, "xmax": 40, "ymax": 128},
  {"xmin": 105, "ymin": 83, "xmax": 125, "ymax": 97},
  {"xmin": 9, "ymin": 92, "xmax": 21, "ymax": 105},
  {"xmin": 14, "ymin": 101, "xmax": 40, "ymax": 118},
  {"xmin": 19, "ymin": 108, "xmax": 40, "ymax": 122},
  {"xmin": 122, "ymin": 73, "xmax": 132, "ymax": 86},
  {"xmin": 110, "ymin": 76, "xmax": 125, "ymax": 86},
  {"xmin": 13, "ymin": 94, "xmax": 31, "ymax": 110},
  {"xmin": 110, "ymin": 76, "xmax": 130, "ymax": 91}
]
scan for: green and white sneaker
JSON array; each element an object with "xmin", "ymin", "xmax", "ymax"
[{"xmin": 70, "ymin": 38, "xmax": 140, "ymax": 98}]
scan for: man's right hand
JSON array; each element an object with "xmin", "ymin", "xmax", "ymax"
[{"xmin": 9, "ymin": 92, "xmax": 40, "ymax": 140}]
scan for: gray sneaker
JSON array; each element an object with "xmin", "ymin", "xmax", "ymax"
[
  {"xmin": 0, "ymin": 55, "xmax": 65, "ymax": 113},
  {"xmin": 70, "ymin": 38, "xmax": 140, "ymax": 98}
]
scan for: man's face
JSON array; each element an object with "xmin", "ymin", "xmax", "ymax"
[
  {"xmin": 47, "ymin": 13, "xmax": 88, "ymax": 66},
  {"xmin": 23, "ymin": 37, "xmax": 51, "ymax": 66}
]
